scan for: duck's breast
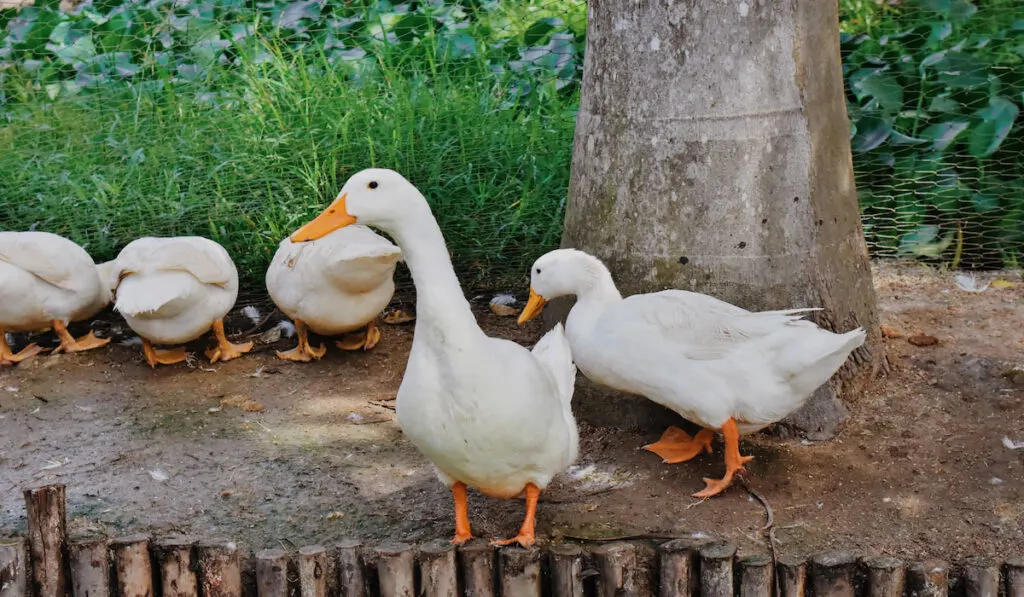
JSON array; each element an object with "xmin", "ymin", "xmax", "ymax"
[{"xmin": 396, "ymin": 330, "xmax": 577, "ymax": 496}]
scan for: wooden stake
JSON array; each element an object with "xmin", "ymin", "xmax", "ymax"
[
  {"xmin": 297, "ymin": 546, "xmax": 331, "ymax": 597},
  {"xmin": 197, "ymin": 542, "xmax": 243, "ymax": 597},
  {"xmin": 457, "ymin": 540, "xmax": 495, "ymax": 597},
  {"xmin": 811, "ymin": 552, "xmax": 857, "ymax": 597},
  {"xmin": 110, "ymin": 535, "xmax": 152, "ymax": 597},
  {"xmin": 153, "ymin": 538, "xmax": 198, "ymax": 597},
  {"xmin": 334, "ymin": 541, "xmax": 365, "ymax": 597},
  {"xmin": 0, "ymin": 539, "xmax": 28, "ymax": 597},
  {"xmin": 418, "ymin": 540, "xmax": 457, "ymax": 597},
  {"xmin": 68, "ymin": 539, "xmax": 110, "ymax": 597},
  {"xmin": 549, "ymin": 544, "xmax": 583, "ymax": 597},
  {"xmin": 593, "ymin": 543, "xmax": 637, "ymax": 597},
  {"xmin": 256, "ymin": 549, "xmax": 289, "ymax": 597},
  {"xmin": 498, "ymin": 548, "xmax": 541, "ymax": 597},
  {"xmin": 374, "ymin": 543, "xmax": 414, "ymax": 597},
  {"xmin": 659, "ymin": 538, "xmax": 709, "ymax": 597},
  {"xmin": 24, "ymin": 485, "xmax": 69, "ymax": 597},
  {"xmin": 862, "ymin": 556, "xmax": 904, "ymax": 597},
  {"xmin": 1005, "ymin": 556, "xmax": 1024, "ymax": 597},
  {"xmin": 777, "ymin": 556, "xmax": 807, "ymax": 597},
  {"xmin": 738, "ymin": 554, "xmax": 773, "ymax": 597},
  {"xmin": 907, "ymin": 560, "xmax": 948, "ymax": 597},
  {"xmin": 963, "ymin": 557, "xmax": 1000, "ymax": 597},
  {"xmin": 698, "ymin": 541, "xmax": 736, "ymax": 597}
]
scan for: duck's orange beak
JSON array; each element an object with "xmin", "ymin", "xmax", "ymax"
[
  {"xmin": 291, "ymin": 194, "xmax": 356, "ymax": 242},
  {"xmin": 517, "ymin": 288, "xmax": 547, "ymax": 324}
]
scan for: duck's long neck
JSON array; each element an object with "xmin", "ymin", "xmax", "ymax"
[
  {"xmin": 386, "ymin": 211, "xmax": 480, "ymax": 337},
  {"xmin": 567, "ymin": 261, "xmax": 623, "ymax": 331},
  {"xmin": 576, "ymin": 263, "xmax": 623, "ymax": 306}
]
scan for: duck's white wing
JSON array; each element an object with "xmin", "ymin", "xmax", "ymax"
[
  {"xmin": 117, "ymin": 237, "xmax": 234, "ymax": 286},
  {"xmin": 613, "ymin": 290, "xmax": 819, "ymax": 360},
  {"xmin": 0, "ymin": 234, "xmax": 78, "ymax": 290},
  {"xmin": 328, "ymin": 226, "xmax": 403, "ymax": 264}
]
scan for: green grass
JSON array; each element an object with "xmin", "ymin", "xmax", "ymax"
[
  {"xmin": 0, "ymin": 2, "xmax": 580, "ymax": 292},
  {"xmin": 1, "ymin": 0, "xmax": 1021, "ymax": 294}
]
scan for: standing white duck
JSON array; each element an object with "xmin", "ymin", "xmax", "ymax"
[
  {"xmin": 290, "ymin": 169, "xmax": 578, "ymax": 547},
  {"xmin": 518, "ymin": 248, "xmax": 866, "ymax": 498},
  {"xmin": 0, "ymin": 231, "xmax": 113, "ymax": 364},
  {"xmin": 108, "ymin": 236, "xmax": 253, "ymax": 368},
  {"xmin": 266, "ymin": 226, "xmax": 402, "ymax": 361}
]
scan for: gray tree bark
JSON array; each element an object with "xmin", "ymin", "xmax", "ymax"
[{"xmin": 557, "ymin": 0, "xmax": 883, "ymax": 439}]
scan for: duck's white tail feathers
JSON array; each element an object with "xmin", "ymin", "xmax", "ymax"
[
  {"xmin": 780, "ymin": 326, "xmax": 867, "ymax": 396},
  {"xmin": 531, "ymin": 323, "xmax": 577, "ymax": 408},
  {"xmin": 114, "ymin": 272, "xmax": 200, "ymax": 318}
]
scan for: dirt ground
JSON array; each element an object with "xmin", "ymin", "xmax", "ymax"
[{"xmin": 1, "ymin": 262, "xmax": 1022, "ymax": 562}]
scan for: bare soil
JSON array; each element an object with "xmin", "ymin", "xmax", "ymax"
[{"xmin": 1, "ymin": 262, "xmax": 1022, "ymax": 561}]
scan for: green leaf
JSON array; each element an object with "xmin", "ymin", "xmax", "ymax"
[
  {"xmin": 904, "ymin": 227, "xmax": 956, "ymax": 257},
  {"xmin": 968, "ymin": 97, "xmax": 1019, "ymax": 157},
  {"xmin": 851, "ymin": 115, "xmax": 892, "ymax": 152},
  {"xmin": 51, "ymin": 34, "xmax": 96, "ymax": 65},
  {"xmin": 930, "ymin": 52, "xmax": 989, "ymax": 89},
  {"xmin": 971, "ymin": 194, "xmax": 999, "ymax": 213},
  {"xmin": 928, "ymin": 95, "xmax": 960, "ymax": 113},
  {"xmin": 391, "ymin": 13, "xmax": 429, "ymax": 43},
  {"xmin": 920, "ymin": 0, "xmax": 951, "ymax": 13},
  {"xmin": 920, "ymin": 120, "xmax": 969, "ymax": 151},
  {"xmin": 523, "ymin": 18, "xmax": 561, "ymax": 46},
  {"xmin": 948, "ymin": 0, "xmax": 977, "ymax": 25},
  {"xmin": 853, "ymin": 71, "xmax": 904, "ymax": 114}
]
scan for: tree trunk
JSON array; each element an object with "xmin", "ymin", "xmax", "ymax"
[{"xmin": 559, "ymin": 0, "xmax": 882, "ymax": 439}]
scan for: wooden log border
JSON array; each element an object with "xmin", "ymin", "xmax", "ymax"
[{"xmin": 4, "ymin": 485, "xmax": 1024, "ymax": 597}]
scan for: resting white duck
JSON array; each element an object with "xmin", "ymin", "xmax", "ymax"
[
  {"xmin": 0, "ymin": 231, "xmax": 113, "ymax": 364},
  {"xmin": 266, "ymin": 225, "xmax": 402, "ymax": 361},
  {"xmin": 518, "ymin": 248, "xmax": 866, "ymax": 498},
  {"xmin": 290, "ymin": 169, "xmax": 578, "ymax": 547},
  {"xmin": 109, "ymin": 236, "xmax": 253, "ymax": 368}
]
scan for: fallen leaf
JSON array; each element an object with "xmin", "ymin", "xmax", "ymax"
[
  {"xmin": 220, "ymin": 394, "xmax": 249, "ymax": 407},
  {"xmin": 326, "ymin": 511, "xmax": 345, "ymax": 520},
  {"xmin": 990, "ymin": 279, "xmax": 1017, "ymax": 290},
  {"xmin": 881, "ymin": 325, "xmax": 903, "ymax": 339},
  {"xmin": 240, "ymin": 399, "xmax": 265, "ymax": 413},
  {"xmin": 907, "ymin": 334, "xmax": 938, "ymax": 347},
  {"xmin": 489, "ymin": 303, "xmax": 520, "ymax": 317},
  {"xmin": 220, "ymin": 491, "xmax": 233, "ymax": 498}
]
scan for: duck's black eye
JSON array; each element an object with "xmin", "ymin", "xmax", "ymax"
[
  {"xmin": 535, "ymin": 268, "xmax": 542, "ymax": 274},
  {"xmin": 368, "ymin": 181, "xmax": 379, "ymax": 190}
]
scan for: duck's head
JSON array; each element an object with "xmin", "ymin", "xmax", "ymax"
[
  {"xmin": 291, "ymin": 168, "xmax": 426, "ymax": 242},
  {"xmin": 95, "ymin": 259, "xmax": 121, "ymax": 305},
  {"xmin": 518, "ymin": 248, "xmax": 607, "ymax": 324}
]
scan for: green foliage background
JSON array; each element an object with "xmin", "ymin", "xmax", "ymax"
[{"xmin": 0, "ymin": 0, "xmax": 1020, "ymax": 298}]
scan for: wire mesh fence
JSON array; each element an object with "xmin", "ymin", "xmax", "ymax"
[
  {"xmin": 842, "ymin": 0, "xmax": 1024, "ymax": 270},
  {"xmin": 0, "ymin": 0, "xmax": 1021, "ymax": 304}
]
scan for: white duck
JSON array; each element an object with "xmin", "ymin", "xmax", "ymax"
[
  {"xmin": 290, "ymin": 169, "xmax": 578, "ymax": 547},
  {"xmin": 266, "ymin": 225, "xmax": 402, "ymax": 361},
  {"xmin": 519, "ymin": 248, "xmax": 866, "ymax": 498},
  {"xmin": 0, "ymin": 231, "xmax": 113, "ymax": 364},
  {"xmin": 108, "ymin": 236, "xmax": 253, "ymax": 368}
]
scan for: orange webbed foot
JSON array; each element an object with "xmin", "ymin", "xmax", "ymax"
[
  {"xmin": 644, "ymin": 426, "xmax": 715, "ymax": 464},
  {"xmin": 690, "ymin": 418, "xmax": 754, "ymax": 499},
  {"xmin": 490, "ymin": 532, "xmax": 536, "ymax": 548},
  {"xmin": 142, "ymin": 340, "xmax": 188, "ymax": 367},
  {"xmin": 1, "ymin": 342, "xmax": 47, "ymax": 364},
  {"xmin": 336, "ymin": 321, "xmax": 380, "ymax": 351},
  {"xmin": 206, "ymin": 319, "xmax": 254, "ymax": 363}
]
